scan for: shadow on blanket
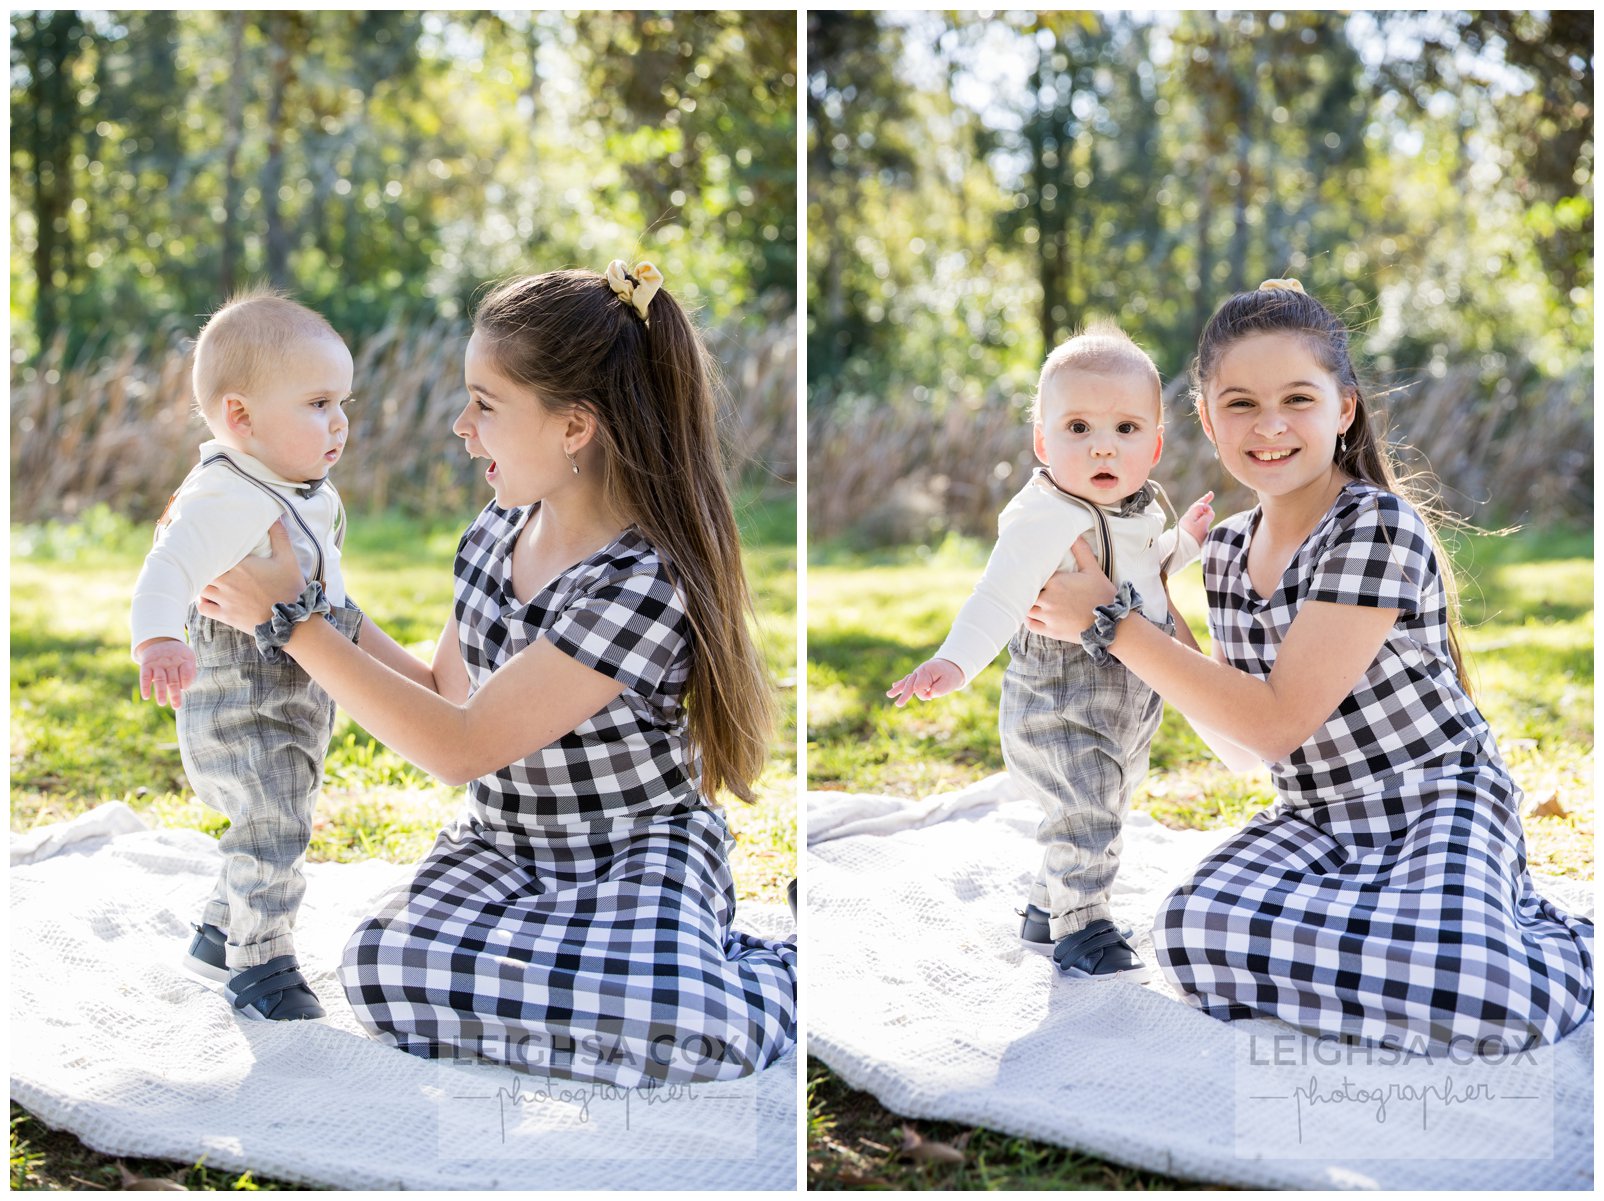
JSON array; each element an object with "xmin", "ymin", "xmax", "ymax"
[
  {"xmin": 806, "ymin": 774, "xmax": 1594, "ymax": 1191},
  {"xmin": 10, "ymin": 803, "xmax": 796, "ymax": 1192}
]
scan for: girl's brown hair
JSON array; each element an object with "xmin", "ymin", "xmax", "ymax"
[
  {"xmin": 472, "ymin": 269, "xmax": 774, "ymax": 802},
  {"xmin": 1190, "ymin": 285, "xmax": 1474, "ymax": 696}
]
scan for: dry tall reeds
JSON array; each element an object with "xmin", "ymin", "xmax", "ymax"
[
  {"xmin": 9, "ymin": 311, "xmax": 797, "ymax": 524},
  {"xmin": 808, "ymin": 364, "xmax": 1592, "ymax": 544}
]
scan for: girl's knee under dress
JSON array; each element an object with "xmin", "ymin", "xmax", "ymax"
[
  {"xmin": 1153, "ymin": 483, "xmax": 1592, "ymax": 1050},
  {"xmin": 340, "ymin": 503, "xmax": 797, "ymax": 1085}
]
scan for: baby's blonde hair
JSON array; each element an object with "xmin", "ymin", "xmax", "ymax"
[
  {"xmin": 192, "ymin": 289, "xmax": 342, "ymax": 418},
  {"xmin": 1033, "ymin": 320, "xmax": 1163, "ymax": 422}
]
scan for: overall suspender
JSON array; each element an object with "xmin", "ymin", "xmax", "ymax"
[
  {"xmin": 155, "ymin": 453, "xmax": 335, "ymax": 586},
  {"xmin": 1037, "ymin": 470, "xmax": 1116, "ymax": 581},
  {"xmin": 1147, "ymin": 479, "xmax": 1179, "ymax": 580},
  {"xmin": 1038, "ymin": 471, "xmax": 1181, "ymax": 583}
]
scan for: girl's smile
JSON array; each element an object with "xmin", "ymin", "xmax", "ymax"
[
  {"xmin": 1201, "ymin": 333, "xmax": 1354, "ymax": 502},
  {"xmin": 456, "ymin": 332, "xmax": 575, "ymax": 508}
]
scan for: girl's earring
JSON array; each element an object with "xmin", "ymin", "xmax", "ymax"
[
  {"xmin": 1339, "ymin": 434, "xmax": 1347, "ymax": 456},
  {"xmin": 567, "ymin": 452, "xmax": 580, "ymax": 476}
]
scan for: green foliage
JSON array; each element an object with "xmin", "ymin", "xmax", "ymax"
[
  {"xmin": 10, "ymin": 11, "xmax": 797, "ymax": 360},
  {"xmin": 807, "ymin": 11, "xmax": 1592, "ymax": 411}
]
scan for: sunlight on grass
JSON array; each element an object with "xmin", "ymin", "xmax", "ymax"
[
  {"xmin": 10, "ymin": 497, "xmax": 797, "ymax": 904},
  {"xmin": 808, "ymin": 527, "xmax": 1594, "ymax": 882}
]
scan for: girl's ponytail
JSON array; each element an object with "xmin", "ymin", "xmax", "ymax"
[
  {"xmin": 634, "ymin": 284, "xmax": 776, "ymax": 804},
  {"xmin": 473, "ymin": 268, "xmax": 775, "ymax": 803}
]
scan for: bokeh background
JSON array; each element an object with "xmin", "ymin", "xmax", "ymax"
[
  {"xmin": 11, "ymin": 9, "xmax": 798, "ymax": 521},
  {"xmin": 805, "ymin": 13, "xmax": 1593, "ymax": 1185},
  {"xmin": 807, "ymin": 10, "xmax": 1592, "ymax": 543},
  {"xmin": 11, "ymin": 13, "xmax": 800, "ymax": 1186}
]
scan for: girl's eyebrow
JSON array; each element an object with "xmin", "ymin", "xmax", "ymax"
[
  {"xmin": 1218, "ymin": 379, "xmax": 1321, "ymax": 397},
  {"xmin": 467, "ymin": 381, "xmax": 501, "ymax": 401}
]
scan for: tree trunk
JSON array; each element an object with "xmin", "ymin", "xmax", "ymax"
[
  {"xmin": 1225, "ymin": 90, "xmax": 1253, "ymax": 296},
  {"xmin": 219, "ymin": 11, "xmax": 247, "ymax": 295},
  {"xmin": 263, "ymin": 24, "xmax": 293, "ymax": 287},
  {"xmin": 1030, "ymin": 49, "xmax": 1057, "ymax": 357},
  {"xmin": 1193, "ymin": 165, "xmax": 1213, "ymax": 340},
  {"xmin": 27, "ymin": 12, "xmax": 83, "ymax": 348}
]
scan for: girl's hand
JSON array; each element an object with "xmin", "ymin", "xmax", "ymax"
[
  {"xmin": 1181, "ymin": 490, "xmax": 1216, "ymax": 545},
  {"xmin": 196, "ymin": 519, "xmax": 308, "ymax": 634},
  {"xmin": 886, "ymin": 657, "xmax": 965, "ymax": 707},
  {"xmin": 1025, "ymin": 537, "xmax": 1115, "ymax": 641}
]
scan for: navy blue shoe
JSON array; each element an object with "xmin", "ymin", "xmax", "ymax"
[
  {"xmin": 182, "ymin": 922, "xmax": 231, "ymax": 984},
  {"xmin": 1020, "ymin": 905, "xmax": 1134, "ymax": 954},
  {"xmin": 1053, "ymin": 918, "xmax": 1151, "ymax": 983},
  {"xmin": 225, "ymin": 954, "xmax": 326, "ymax": 1022},
  {"xmin": 1018, "ymin": 904, "xmax": 1054, "ymax": 954}
]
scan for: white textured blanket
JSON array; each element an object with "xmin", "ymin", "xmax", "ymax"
[
  {"xmin": 806, "ymin": 774, "xmax": 1594, "ymax": 1190},
  {"xmin": 10, "ymin": 803, "xmax": 797, "ymax": 1191}
]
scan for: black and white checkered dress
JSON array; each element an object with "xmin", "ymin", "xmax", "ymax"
[
  {"xmin": 340, "ymin": 503, "xmax": 797, "ymax": 1084},
  {"xmin": 1153, "ymin": 482, "xmax": 1593, "ymax": 1050}
]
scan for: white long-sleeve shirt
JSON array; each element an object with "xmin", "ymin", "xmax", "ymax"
[
  {"xmin": 934, "ymin": 469, "xmax": 1200, "ymax": 685},
  {"xmin": 130, "ymin": 440, "xmax": 348, "ymax": 654}
]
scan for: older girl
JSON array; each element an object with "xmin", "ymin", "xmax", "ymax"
[
  {"xmin": 1028, "ymin": 280, "xmax": 1591, "ymax": 1051},
  {"xmin": 200, "ymin": 263, "xmax": 797, "ymax": 1084}
]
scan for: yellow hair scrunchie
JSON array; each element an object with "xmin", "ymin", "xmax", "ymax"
[
  {"xmin": 1258, "ymin": 277, "xmax": 1306, "ymax": 295},
  {"xmin": 605, "ymin": 260, "xmax": 664, "ymax": 323}
]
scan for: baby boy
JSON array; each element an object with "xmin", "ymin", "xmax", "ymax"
[{"xmin": 131, "ymin": 290, "xmax": 362, "ymax": 1021}]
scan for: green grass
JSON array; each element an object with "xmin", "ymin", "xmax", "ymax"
[
  {"xmin": 806, "ymin": 523, "xmax": 1593, "ymax": 1189},
  {"xmin": 9, "ymin": 492, "xmax": 798, "ymax": 1190}
]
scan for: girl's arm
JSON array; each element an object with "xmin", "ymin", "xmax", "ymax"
[
  {"xmin": 356, "ymin": 615, "xmax": 472, "ymax": 705},
  {"xmin": 1186, "ymin": 645, "xmax": 1272, "ymax": 773},
  {"xmin": 1030, "ymin": 539, "xmax": 1397, "ymax": 763},
  {"xmin": 200, "ymin": 522, "xmax": 621, "ymax": 784},
  {"xmin": 1162, "ymin": 586, "xmax": 1262, "ymax": 773}
]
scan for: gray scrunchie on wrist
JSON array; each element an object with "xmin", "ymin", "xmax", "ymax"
[
  {"xmin": 1079, "ymin": 580, "xmax": 1144, "ymax": 667},
  {"xmin": 254, "ymin": 580, "xmax": 330, "ymax": 664}
]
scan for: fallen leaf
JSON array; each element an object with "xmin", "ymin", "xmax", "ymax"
[
  {"xmin": 1532, "ymin": 792, "xmax": 1569, "ymax": 819},
  {"xmin": 114, "ymin": 1162, "xmax": 188, "ymax": 1191},
  {"xmin": 899, "ymin": 1123, "xmax": 967, "ymax": 1165}
]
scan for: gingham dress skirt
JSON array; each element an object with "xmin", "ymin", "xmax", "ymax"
[
  {"xmin": 341, "ymin": 807, "xmax": 797, "ymax": 1086},
  {"xmin": 1154, "ymin": 484, "xmax": 1593, "ymax": 1050},
  {"xmin": 339, "ymin": 503, "xmax": 797, "ymax": 1085}
]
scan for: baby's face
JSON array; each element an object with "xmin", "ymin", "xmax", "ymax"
[
  {"xmin": 1033, "ymin": 367, "xmax": 1163, "ymax": 503},
  {"xmin": 230, "ymin": 336, "xmax": 354, "ymax": 482}
]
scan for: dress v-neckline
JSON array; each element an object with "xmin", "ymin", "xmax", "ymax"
[
  {"xmin": 496, "ymin": 503, "xmax": 634, "ymax": 610},
  {"xmin": 1238, "ymin": 480, "xmax": 1364, "ymax": 604}
]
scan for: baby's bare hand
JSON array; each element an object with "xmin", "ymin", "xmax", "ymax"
[
  {"xmin": 1182, "ymin": 490, "xmax": 1215, "ymax": 542},
  {"xmin": 886, "ymin": 658, "xmax": 965, "ymax": 708},
  {"xmin": 137, "ymin": 639, "xmax": 197, "ymax": 709}
]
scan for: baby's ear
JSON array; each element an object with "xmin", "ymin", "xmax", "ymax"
[
  {"xmin": 1031, "ymin": 422, "xmax": 1049, "ymax": 466},
  {"xmin": 1151, "ymin": 423, "xmax": 1165, "ymax": 466},
  {"xmin": 222, "ymin": 394, "xmax": 252, "ymax": 436}
]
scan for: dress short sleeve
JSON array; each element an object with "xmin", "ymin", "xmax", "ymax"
[
  {"xmin": 545, "ymin": 561, "xmax": 689, "ymax": 698},
  {"xmin": 1305, "ymin": 490, "xmax": 1430, "ymax": 618}
]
